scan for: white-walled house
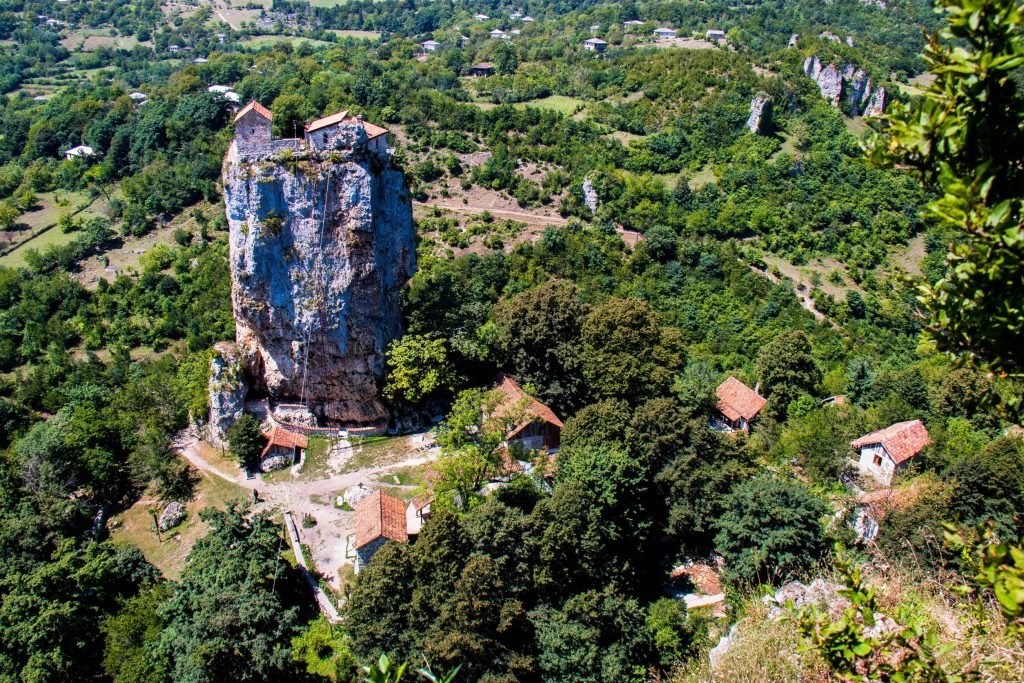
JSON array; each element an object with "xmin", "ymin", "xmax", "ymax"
[
  {"xmin": 406, "ymin": 496, "xmax": 432, "ymax": 535},
  {"xmin": 354, "ymin": 490, "xmax": 407, "ymax": 572},
  {"xmin": 654, "ymin": 28, "xmax": 677, "ymax": 41},
  {"xmin": 851, "ymin": 419, "xmax": 931, "ymax": 485},
  {"xmin": 583, "ymin": 38, "xmax": 608, "ymax": 52}
]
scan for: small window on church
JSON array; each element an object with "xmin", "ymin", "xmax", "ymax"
[
  {"xmin": 322, "ymin": 133, "xmax": 328, "ymax": 144},
  {"xmin": 251, "ymin": 128, "xmax": 255, "ymax": 135},
  {"xmin": 873, "ymin": 454, "xmax": 882, "ymax": 467}
]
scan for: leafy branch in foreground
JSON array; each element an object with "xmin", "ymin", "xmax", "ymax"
[
  {"xmin": 867, "ymin": 0, "xmax": 1024, "ymax": 413},
  {"xmin": 362, "ymin": 654, "xmax": 459, "ymax": 683},
  {"xmin": 793, "ymin": 546, "xmax": 959, "ymax": 682}
]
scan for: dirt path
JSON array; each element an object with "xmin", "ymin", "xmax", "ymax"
[
  {"xmin": 415, "ymin": 201, "xmax": 568, "ymax": 226},
  {"xmin": 748, "ymin": 264, "xmax": 835, "ymax": 326},
  {"xmin": 174, "ymin": 431, "xmax": 439, "ymax": 590},
  {"xmin": 213, "ymin": 4, "xmax": 239, "ymax": 30}
]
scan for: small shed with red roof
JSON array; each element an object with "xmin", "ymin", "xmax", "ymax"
[
  {"xmin": 851, "ymin": 419, "xmax": 931, "ymax": 485},
  {"xmin": 260, "ymin": 425, "xmax": 307, "ymax": 465},
  {"xmin": 354, "ymin": 490, "xmax": 408, "ymax": 572},
  {"xmin": 714, "ymin": 376, "xmax": 767, "ymax": 432}
]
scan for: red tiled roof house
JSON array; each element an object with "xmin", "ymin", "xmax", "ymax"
[
  {"xmin": 354, "ymin": 490, "xmax": 408, "ymax": 572},
  {"xmin": 260, "ymin": 426, "xmax": 307, "ymax": 466},
  {"xmin": 850, "ymin": 419, "xmax": 931, "ymax": 486},
  {"xmin": 491, "ymin": 374, "xmax": 564, "ymax": 452},
  {"xmin": 714, "ymin": 376, "xmax": 767, "ymax": 432}
]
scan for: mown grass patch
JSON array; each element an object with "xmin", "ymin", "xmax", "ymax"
[
  {"xmin": 109, "ymin": 472, "xmax": 246, "ymax": 579},
  {"xmin": 512, "ymin": 95, "xmax": 586, "ymax": 116}
]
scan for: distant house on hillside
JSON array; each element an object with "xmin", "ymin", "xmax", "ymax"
[
  {"xmin": 469, "ymin": 62, "xmax": 495, "ymax": 77},
  {"xmin": 354, "ymin": 490, "xmax": 408, "ymax": 572},
  {"xmin": 851, "ymin": 419, "xmax": 931, "ymax": 485},
  {"xmin": 421, "ymin": 39, "xmax": 441, "ymax": 52},
  {"xmin": 490, "ymin": 28, "xmax": 508, "ymax": 39},
  {"xmin": 490, "ymin": 374, "xmax": 564, "ymax": 452},
  {"xmin": 64, "ymin": 145, "xmax": 95, "ymax": 160},
  {"xmin": 623, "ymin": 20, "xmax": 646, "ymax": 28},
  {"xmin": 713, "ymin": 376, "xmax": 767, "ymax": 433},
  {"xmin": 705, "ymin": 29, "xmax": 727, "ymax": 42},
  {"xmin": 653, "ymin": 27, "xmax": 676, "ymax": 41},
  {"xmin": 583, "ymin": 37, "xmax": 608, "ymax": 52},
  {"xmin": 473, "ymin": 13, "xmax": 490, "ymax": 21}
]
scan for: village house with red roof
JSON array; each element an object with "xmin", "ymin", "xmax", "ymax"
[
  {"xmin": 713, "ymin": 376, "xmax": 767, "ymax": 433},
  {"xmin": 850, "ymin": 419, "xmax": 931, "ymax": 485},
  {"xmin": 491, "ymin": 373, "xmax": 564, "ymax": 452},
  {"xmin": 353, "ymin": 490, "xmax": 408, "ymax": 572}
]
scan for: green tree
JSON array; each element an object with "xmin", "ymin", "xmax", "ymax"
[
  {"xmin": 102, "ymin": 584, "xmax": 170, "ymax": 683},
  {"xmin": 493, "ymin": 280, "xmax": 590, "ymax": 413},
  {"xmin": 227, "ymin": 413, "xmax": 265, "ymax": 468},
  {"xmin": 384, "ymin": 335, "xmax": 457, "ymax": 403},
  {"xmin": 944, "ymin": 436, "xmax": 1024, "ymax": 539},
  {"xmin": 271, "ymin": 92, "xmax": 312, "ymax": 138},
  {"xmin": 756, "ymin": 330, "xmax": 821, "ymax": 419},
  {"xmin": 867, "ymin": 0, "xmax": 1024, "ymax": 409},
  {"xmin": 645, "ymin": 597, "xmax": 708, "ymax": 668},
  {"xmin": 291, "ymin": 617, "xmax": 359, "ymax": 682},
  {"xmin": 581, "ymin": 298, "xmax": 683, "ymax": 403},
  {"xmin": 714, "ymin": 475, "xmax": 826, "ymax": 585},
  {"xmin": 154, "ymin": 506, "xmax": 306, "ymax": 682}
]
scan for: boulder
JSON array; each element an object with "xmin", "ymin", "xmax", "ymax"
[
  {"xmin": 582, "ymin": 175, "xmax": 599, "ymax": 215},
  {"xmin": 260, "ymin": 454, "xmax": 291, "ymax": 472},
  {"xmin": 158, "ymin": 501, "xmax": 186, "ymax": 531}
]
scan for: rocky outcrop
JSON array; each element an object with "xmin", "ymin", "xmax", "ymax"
[
  {"xmin": 788, "ymin": 33, "xmax": 799, "ymax": 48},
  {"xmin": 817, "ymin": 63, "xmax": 844, "ymax": 107},
  {"xmin": 863, "ymin": 86, "xmax": 887, "ymax": 117},
  {"xmin": 804, "ymin": 54, "xmax": 887, "ymax": 117},
  {"xmin": 222, "ymin": 127, "xmax": 415, "ymax": 426},
  {"xmin": 208, "ymin": 341, "xmax": 247, "ymax": 445},
  {"xmin": 847, "ymin": 68, "xmax": 870, "ymax": 113},
  {"xmin": 582, "ymin": 175, "xmax": 599, "ymax": 215},
  {"xmin": 746, "ymin": 93, "xmax": 772, "ymax": 134}
]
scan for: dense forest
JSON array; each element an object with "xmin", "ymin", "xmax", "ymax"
[{"xmin": 1, "ymin": 0, "xmax": 1022, "ymax": 680}]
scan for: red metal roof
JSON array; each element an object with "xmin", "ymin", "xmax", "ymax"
[
  {"xmin": 715, "ymin": 376, "xmax": 767, "ymax": 422},
  {"xmin": 354, "ymin": 490, "xmax": 408, "ymax": 549},
  {"xmin": 234, "ymin": 100, "xmax": 272, "ymax": 123},
  {"xmin": 306, "ymin": 109, "xmax": 389, "ymax": 139},
  {"xmin": 850, "ymin": 419, "xmax": 931, "ymax": 464},
  {"xmin": 491, "ymin": 373, "xmax": 564, "ymax": 438},
  {"xmin": 259, "ymin": 425, "xmax": 308, "ymax": 459}
]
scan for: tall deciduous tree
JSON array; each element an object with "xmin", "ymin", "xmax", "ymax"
[
  {"xmin": 493, "ymin": 280, "xmax": 590, "ymax": 413},
  {"xmin": 714, "ymin": 475, "xmax": 826, "ymax": 585},
  {"xmin": 756, "ymin": 330, "xmax": 821, "ymax": 419},
  {"xmin": 868, "ymin": 0, "xmax": 1024, "ymax": 411}
]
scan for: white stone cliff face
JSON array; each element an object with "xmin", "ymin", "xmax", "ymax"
[
  {"xmin": 746, "ymin": 93, "xmax": 772, "ymax": 134},
  {"xmin": 208, "ymin": 341, "xmax": 247, "ymax": 444},
  {"xmin": 221, "ymin": 137, "xmax": 415, "ymax": 426},
  {"xmin": 804, "ymin": 54, "xmax": 887, "ymax": 117}
]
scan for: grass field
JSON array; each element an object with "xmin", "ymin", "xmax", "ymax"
[
  {"xmin": 513, "ymin": 95, "xmax": 586, "ymax": 116},
  {"xmin": 61, "ymin": 29, "xmax": 143, "ymax": 51},
  {"xmin": 0, "ymin": 191, "xmax": 105, "ymax": 269},
  {"xmin": 109, "ymin": 472, "xmax": 247, "ymax": 579},
  {"xmin": 312, "ymin": 0, "xmax": 351, "ymax": 7},
  {"xmin": 327, "ymin": 29, "xmax": 380, "ymax": 40},
  {"xmin": 240, "ymin": 35, "xmax": 337, "ymax": 49}
]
